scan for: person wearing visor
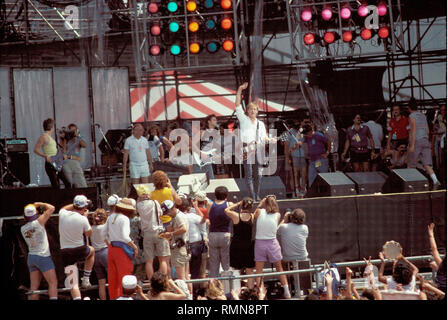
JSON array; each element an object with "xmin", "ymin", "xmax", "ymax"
[{"xmin": 21, "ymin": 202, "xmax": 57, "ymax": 300}]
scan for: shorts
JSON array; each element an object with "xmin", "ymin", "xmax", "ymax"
[
  {"xmin": 254, "ymin": 239, "xmax": 283, "ymax": 263},
  {"xmin": 350, "ymin": 150, "xmax": 370, "ymax": 163},
  {"xmin": 143, "ymin": 231, "xmax": 171, "ymax": 261},
  {"xmin": 93, "ymin": 247, "xmax": 108, "ymax": 280},
  {"xmin": 27, "ymin": 254, "xmax": 55, "ymax": 273},
  {"xmin": 292, "ymin": 157, "xmax": 307, "ymax": 169},
  {"xmin": 408, "ymin": 138, "xmax": 432, "ymax": 167},
  {"xmin": 60, "ymin": 245, "xmax": 91, "ymax": 267},
  {"xmin": 129, "ymin": 162, "xmax": 150, "ymax": 179},
  {"xmin": 171, "ymin": 246, "xmax": 190, "ymax": 268}
]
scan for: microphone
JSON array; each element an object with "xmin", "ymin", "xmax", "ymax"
[{"xmin": 94, "ymin": 123, "xmax": 101, "ymax": 128}]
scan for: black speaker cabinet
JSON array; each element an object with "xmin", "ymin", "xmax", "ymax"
[
  {"xmin": 384, "ymin": 168, "xmax": 430, "ymax": 193},
  {"xmin": 346, "ymin": 171, "xmax": 388, "ymax": 194},
  {"xmin": 235, "ymin": 176, "xmax": 286, "ymax": 200},
  {"xmin": 306, "ymin": 172, "xmax": 357, "ymax": 198},
  {"xmin": 6, "ymin": 152, "xmax": 30, "ymax": 185}
]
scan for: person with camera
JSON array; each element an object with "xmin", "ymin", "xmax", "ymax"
[
  {"xmin": 60, "ymin": 123, "xmax": 87, "ymax": 188},
  {"xmin": 33, "ymin": 118, "xmax": 70, "ymax": 188},
  {"xmin": 21, "ymin": 202, "xmax": 58, "ymax": 300},
  {"xmin": 277, "ymin": 209, "xmax": 309, "ymax": 263},
  {"xmin": 58, "ymin": 195, "xmax": 95, "ymax": 300},
  {"xmin": 160, "ymin": 200, "xmax": 190, "ymax": 282}
]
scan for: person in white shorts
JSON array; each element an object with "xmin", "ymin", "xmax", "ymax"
[{"xmin": 123, "ymin": 123, "xmax": 154, "ymax": 185}]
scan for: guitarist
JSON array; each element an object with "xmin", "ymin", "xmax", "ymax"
[
  {"xmin": 60, "ymin": 123, "xmax": 88, "ymax": 188},
  {"xmin": 33, "ymin": 118, "xmax": 70, "ymax": 189},
  {"xmin": 234, "ymin": 82, "xmax": 268, "ymax": 201}
]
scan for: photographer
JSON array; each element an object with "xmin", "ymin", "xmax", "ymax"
[
  {"xmin": 59, "ymin": 124, "xmax": 87, "ymax": 188},
  {"xmin": 160, "ymin": 200, "xmax": 190, "ymax": 282}
]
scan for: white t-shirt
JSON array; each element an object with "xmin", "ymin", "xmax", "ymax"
[
  {"xmin": 124, "ymin": 135, "xmax": 149, "ymax": 164},
  {"xmin": 173, "ymin": 211, "xmax": 189, "ymax": 243},
  {"xmin": 91, "ymin": 225, "xmax": 108, "ymax": 251},
  {"xmin": 185, "ymin": 209, "xmax": 206, "ymax": 243},
  {"xmin": 102, "ymin": 213, "xmax": 132, "ymax": 244},
  {"xmin": 59, "ymin": 209, "xmax": 91, "ymax": 249},
  {"xmin": 21, "ymin": 220, "xmax": 51, "ymax": 257},
  {"xmin": 137, "ymin": 199, "xmax": 163, "ymax": 234},
  {"xmin": 235, "ymin": 105, "xmax": 267, "ymax": 144},
  {"xmin": 386, "ymin": 276, "xmax": 416, "ymax": 292},
  {"xmin": 148, "ymin": 136, "xmax": 162, "ymax": 160},
  {"xmin": 255, "ymin": 209, "xmax": 280, "ymax": 240},
  {"xmin": 365, "ymin": 120, "xmax": 384, "ymax": 150}
]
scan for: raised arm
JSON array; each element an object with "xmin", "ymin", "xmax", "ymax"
[
  {"xmin": 397, "ymin": 253, "xmax": 419, "ymax": 276},
  {"xmin": 167, "ymin": 179, "xmax": 182, "ymax": 206},
  {"xmin": 224, "ymin": 201, "xmax": 242, "ymax": 224},
  {"xmin": 427, "ymin": 223, "xmax": 443, "ymax": 266},
  {"xmin": 235, "ymin": 82, "xmax": 248, "ymax": 107},
  {"xmin": 378, "ymin": 251, "xmax": 387, "ymax": 284},
  {"xmin": 345, "ymin": 267, "xmax": 354, "ymax": 300},
  {"xmin": 35, "ymin": 202, "xmax": 55, "ymax": 226}
]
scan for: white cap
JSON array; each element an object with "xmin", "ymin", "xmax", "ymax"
[
  {"xmin": 73, "ymin": 195, "xmax": 89, "ymax": 208},
  {"xmin": 161, "ymin": 200, "xmax": 175, "ymax": 213},
  {"xmin": 24, "ymin": 204, "xmax": 37, "ymax": 217},
  {"xmin": 122, "ymin": 275, "xmax": 137, "ymax": 290},
  {"xmin": 107, "ymin": 194, "xmax": 122, "ymax": 207}
]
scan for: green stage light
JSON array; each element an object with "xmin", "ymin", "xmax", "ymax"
[
  {"xmin": 167, "ymin": 1, "xmax": 178, "ymax": 13},
  {"xmin": 170, "ymin": 44, "xmax": 181, "ymax": 55},
  {"xmin": 169, "ymin": 21, "xmax": 180, "ymax": 33}
]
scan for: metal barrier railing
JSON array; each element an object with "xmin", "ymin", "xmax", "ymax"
[{"xmin": 25, "ymin": 254, "xmax": 443, "ymax": 296}]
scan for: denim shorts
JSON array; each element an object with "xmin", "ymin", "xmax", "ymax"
[{"xmin": 27, "ymin": 254, "xmax": 55, "ymax": 273}]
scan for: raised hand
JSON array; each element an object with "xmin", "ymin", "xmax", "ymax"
[
  {"xmin": 239, "ymin": 82, "xmax": 249, "ymax": 91},
  {"xmin": 427, "ymin": 223, "xmax": 435, "ymax": 237},
  {"xmin": 379, "ymin": 251, "xmax": 385, "ymax": 262}
]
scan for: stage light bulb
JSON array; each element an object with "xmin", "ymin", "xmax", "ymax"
[
  {"xmin": 189, "ymin": 21, "xmax": 199, "ymax": 32},
  {"xmin": 167, "ymin": 1, "xmax": 178, "ymax": 13},
  {"xmin": 206, "ymin": 41, "xmax": 219, "ymax": 53},
  {"xmin": 150, "ymin": 24, "xmax": 161, "ymax": 36},
  {"xmin": 186, "ymin": 1, "xmax": 197, "ymax": 12},
  {"xmin": 324, "ymin": 32, "xmax": 335, "ymax": 44},
  {"xmin": 169, "ymin": 21, "xmax": 180, "ymax": 33},
  {"xmin": 190, "ymin": 43, "xmax": 200, "ymax": 54},
  {"xmin": 321, "ymin": 5, "xmax": 332, "ymax": 21},
  {"xmin": 301, "ymin": 8, "xmax": 312, "ymax": 22},
  {"xmin": 342, "ymin": 30, "xmax": 353, "ymax": 42},
  {"xmin": 377, "ymin": 1, "xmax": 387, "ymax": 16},
  {"xmin": 358, "ymin": 2, "xmax": 369, "ymax": 17},
  {"xmin": 204, "ymin": 0, "xmax": 214, "ymax": 9},
  {"xmin": 150, "ymin": 45, "xmax": 161, "ymax": 56},
  {"xmin": 205, "ymin": 19, "xmax": 216, "ymax": 30},
  {"xmin": 221, "ymin": 17, "xmax": 232, "ymax": 30},
  {"xmin": 378, "ymin": 26, "xmax": 389, "ymax": 38},
  {"xmin": 303, "ymin": 33, "xmax": 315, "ymax": 45},
  {"xmin": 221, "ymin": 0, "xmax": 232, "ymax": 10},
  {"xmin": 170, "ymin": 44, "xmax": 181, "ymax": 55},
  {"xmin": 222, "ymin": 39, "xmax": 234, "ymax": 51},
  {"xmin": 340, "ymin": 5, "xmax": 351, "ymax": 19},
  {"xmin": 360, "ymin": 28, "xmax": 372, "ymax": 40},
  {"xmin": 148, "ymin": 3, "xmax": 158, "ymax": 14}
]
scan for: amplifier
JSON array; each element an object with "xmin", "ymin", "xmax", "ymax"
[{"xmin": 2, "ymin": 138, "xmax": 28, "ymax": 152}]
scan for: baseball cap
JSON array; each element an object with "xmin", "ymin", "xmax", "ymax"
[
  {"xmin": 73, "ymin": 195, "xmax": 89, "ymax": 208},
  {"xmin": 161, "ymin": 200, "xmax": 175, "ymax": 214},
  {"xmin": 107, "ymin": 194, "xmax": 122, "ymax": 207},
  {"xmin": 24, "ymin": 204, "xmax": 38, "ymax": 221},
  {"xmin": 122, "ymin": 275, "xmax": 137, "ymax": 290},
  {"xmin": 195, "ymin": 191, "xmax": 207, "ymax": 202}
]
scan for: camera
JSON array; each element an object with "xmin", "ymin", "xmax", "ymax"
[
  {"xmin": 170, "ymin": 238, "xmax": 186, "ymax": 250},
  {"xmin": 36, "ymin": 206, "xmax": 44, "ymax": 215},
  {"xmin": 58, "ymin": 127, "xmax": 76, "ymax": 141}
]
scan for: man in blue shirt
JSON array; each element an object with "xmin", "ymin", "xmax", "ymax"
[{"xmin": 302, "ymin": 125, "xmax": 331, "ymax": 187}]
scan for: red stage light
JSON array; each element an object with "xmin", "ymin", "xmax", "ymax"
[
  {"xmin": 148, "ymin": 3, "xmax": 158, "ymax": 14},
  {"xmin": 378, "ymin": 26, "xmax": 389, "ymax": 38},
  {"xmin": 323, "ymin": 32, "xmax": 335, "ymax": 44},
  {"xmin": 303, "ymin": 33, "xmax": 315, "ymax": 45},
  {"xmin": 150, "ymin": 45, "xmax": 161, "ymax": 56},
  {"xmin": 360, "ymin": 28, "xmax": 372, "ymax": 40},
  {"xmin": 377, "ymin": 1, "xmax": 387, "ymax": 16},
  {"xmin": 150, "ymin": 24, "xmax": 161, "ymax": 36},
  {"xmin": 342, "ymin": 30, "xmax": 353, "ymax": 42},
  {"xmin": 223, "ymin": 39, "xmax": 234, "ymax": 51},
  {"xmin": 221, "ymin": 17, "xmax": 232, "ymax": 30},
  {"xmin": 221, "ymin": 0, "xmax": 232, "ymax": 10}
]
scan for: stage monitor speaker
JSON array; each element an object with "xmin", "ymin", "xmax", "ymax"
[
  {"xmin": 206, "ymin": 178, "xmax": 240, "ymax": 202},
  {"xmin": 383, "ymin": 168, "xmax": 429, "ymax": 193},
  {"xmin": 306, "ymin": 172, "xmax": 356, "ymax": 198},
  {"xmin": 6, "ymin": 152, "xmax": 30, "ymax": 185},
  {"xmin": 235, "ymin": 176, "xmax": 286, "ymax": 200},
  {"xmin": 345, "ymin": 171, "xmax": 388, "ymax": 194}
]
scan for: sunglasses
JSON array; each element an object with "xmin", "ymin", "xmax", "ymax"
[{"xmin": 266, "ymin": 194, "xmax": 276, "ymax": 200}]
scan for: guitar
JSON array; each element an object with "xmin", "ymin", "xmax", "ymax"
[
  {"xmin": 192, "ymin": 148, "xmax": 217, "ymax": 168},
  {"xmin": 239, "ymin": 132, "xmax": 289, "ymax": 162},
  {"xmin": 50, "ymin": 138, "xmax": 80, "ymax": 172}
]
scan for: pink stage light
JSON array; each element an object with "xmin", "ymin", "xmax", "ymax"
[
  {"xmin": 358, "ymin": 2, "xmax": 369, "ymax": 17},
  {"xmin": 301, "ymin": 8, "xmax": 312, "ymax": 21},
  {"xmin": 321, "ymin": 5, "xmax": 333, "ymax": 21},
  {"xmin": 377, "ymin": 1, "xmax": 387, "ymax": 16},
  {"xmin": 340, "ymin": 6, "xmax": 351, "ymax": 19}
]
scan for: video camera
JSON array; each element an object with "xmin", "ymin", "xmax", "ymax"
[{"xmin": 58, "ymin": 127, "xmax": 76, "ymax": 141}]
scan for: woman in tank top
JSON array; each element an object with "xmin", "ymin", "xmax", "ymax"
[
  {"xmin": 225, "ymin": 197, "xmax": 255, "ymax": 289},
  {"xmin": 253, "ymin": 195, "xmax": 291, "ymax": 298},
  {"xmin": 33, "ymin": 118, "xmax": 70, "ymax": 188}
]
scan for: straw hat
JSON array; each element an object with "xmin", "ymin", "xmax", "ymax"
[{"xmin": 116, "ymin": 198, "xmax": 136, "ymax": 212}]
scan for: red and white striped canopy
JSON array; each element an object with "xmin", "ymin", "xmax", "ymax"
[{"xmin": 131, "ymin": 71, "xmax": 295, "ymax": 122}]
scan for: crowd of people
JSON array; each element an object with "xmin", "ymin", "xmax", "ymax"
[{"xmin": 20, "ymin": 176, "xmax": 445, "ymax": 300}]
